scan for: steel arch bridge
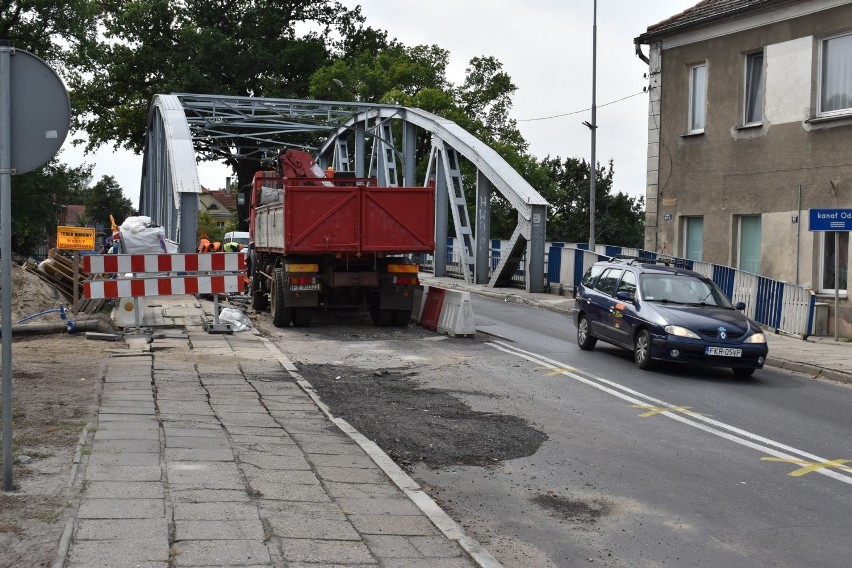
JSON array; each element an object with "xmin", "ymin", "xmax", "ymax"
[{"xmin": 140, "ymin": 93, "xmax": 549, "ymax": 291}]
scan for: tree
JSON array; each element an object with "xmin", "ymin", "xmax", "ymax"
[
  {"xmin": 0, "ymin": 1, "xmax": 100, "ymax": 72},
  {"xmin": 11, "ymin": 158, "xmax": 92, "ymax": 255},
  {"xmin": 537, "ymin": 157, "xmax": 644, "ymax": 247},
  {"xmin": 82, "ymin": 175, "xmax": 135, "ymax": 228},
  {"xmin": 0, "ymin": 2, "xmax": 101, "ymax": 254},
  {"xmin": 69, "ymin": 1, "xmax": 365, "ymax": 229},
  {"xmin": 311, "ymin": 47, "xmax": 530, "ymax": 239},
  {"xmin": 196, "ymin": 212, "xmax": 226, "ymax": 245}
]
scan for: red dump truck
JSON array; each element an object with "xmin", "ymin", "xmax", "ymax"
[{"xmin": 248, "ymin": 149, "xmax": 435, "ymax": 327}]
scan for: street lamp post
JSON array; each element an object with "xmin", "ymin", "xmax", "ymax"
[
  {"xmin": 587, "ymin": 0, "xmax": 598, "ymax": 250},
  {"xmin": 332, "ymin": 78, "xmax": 358, "ymax": 102}
]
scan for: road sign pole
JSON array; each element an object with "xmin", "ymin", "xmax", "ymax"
[
  {"xmin": 835, "ymin": 231, "xmax": 840, "ymax": 342},
  {"xmin": 73, "ymin": 251, "xmax": 80, "ymax": 315},
  {"xmin": 0, "ymin": 44, "xmax": 70, "ymax": 491},
  {"xmin": 1, "ymin": 42, "xmax": 14, "ymax": 491}
]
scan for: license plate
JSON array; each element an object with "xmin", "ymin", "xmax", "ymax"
[
  {"xmin": 289, "ymin": 284, "xmax": 320, "ymax": 292},
  {"xmin": 705, "ymin": 346, "xmax": 742, "ymax": 357}
]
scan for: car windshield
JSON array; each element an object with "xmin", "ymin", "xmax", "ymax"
[{"xmin": 639, "ymin": 273, "xmax": 734, "ymax": 308}]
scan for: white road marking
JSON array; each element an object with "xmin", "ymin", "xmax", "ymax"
[{"xmin": 487, "ymin": 340, "xmax": 852, "ymax": 485}]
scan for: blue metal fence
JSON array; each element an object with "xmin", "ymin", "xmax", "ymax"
[{"xmin": 422, "ymin": 240, "xmax": 816, "ymax": 337}]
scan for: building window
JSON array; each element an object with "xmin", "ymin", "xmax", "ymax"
[
  {"xmin": 683, "ymin": 216, "xmax": 704, "ymax": 261},
  {"xmin": 744, "ymin": 52, "xmax": 764, "ymax": 125},
  {"xmin": 821, "ymin": 232, "xmax": 848, "ymax": 293},
  {"xmin": 689, "ymin": 63, "xmax": 707, "ymax": 132},
  {"xmin": 819, "ymin": 32, "xmax": 852, "ymax": 115},
  {"xmin": 737, "ymin": 215, "xmax": 761, "ymax": 274}
]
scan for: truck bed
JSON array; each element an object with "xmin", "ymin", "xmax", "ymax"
[{"xmin": 253, "ymin": 183, "xmax": 435, "ymax": 255}]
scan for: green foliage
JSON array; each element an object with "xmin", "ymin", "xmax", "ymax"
[
  {"xmin": 70, "ymin": 0, "xmax": 363, "ymax": 155},
  {"xmin": 310, "ymin": 44, "xmax": 531, "ymax": 241},
  {"xmin": 81, "ymin": 175, "xmax": 135, "ymax": 228},
  {"xmin": 11, "ymin": 159, "xmax": 92, "ymax": 254},
  {"xmin": 0, "ymin": 1, "xmax": 100, "ymax": 71},
  {"xmin": 310, "ymin": 41, "xmax": 451, "ymax": 103},
  {"xmin": 196, "ymin": 212, "xmax": 225, "ymax": 244},
  {"xmin": 537, "ymin": 157, "xmax": 645, "ymax": 247},
  {"xmin": 57, "ymin": 2, "xmax": 644, "ymax": 250}
]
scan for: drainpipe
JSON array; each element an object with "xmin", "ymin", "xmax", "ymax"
[
  {"xmin": 635, "ymin": 40, "xmax": 650, "ymax": 64},
  {"xmin": 795, "ymin": 184, "xmax": 802, "ymax": 285},
  {"xmin": 634, "ymin": 39, "xmax": 658, "ymax": 252}
]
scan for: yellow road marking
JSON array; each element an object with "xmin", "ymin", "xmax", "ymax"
[
  {"xmin": 630, "ymin": 404, "xmax": 709, "ymax": 418},
  {"xmin": 539, "ymin": 366, "xmax": 576, "ymax": 376},
  {"xmin": 760, "ymin": 457, "xmax": 852, "ymax": 477}
]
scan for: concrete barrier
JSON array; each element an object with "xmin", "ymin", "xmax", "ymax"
[{"xmin": 436, "ymin": 289, "xmax": 475, "ymax": 337}]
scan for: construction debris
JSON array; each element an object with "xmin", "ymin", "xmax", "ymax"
[{"xmin": 21, "ymin": 249, "xmax": 109, "ymax": 315}]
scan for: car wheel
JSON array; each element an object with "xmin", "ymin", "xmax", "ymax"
[
  {"xmin": 732, "ymin": 367, "xmax": 755, "ymax": 378},
  {"xmin": 634, "ymin": 329, "xmax": 653, "ymax": 370},
  {"xmin": 577, "ymin": 315, "xmax": 597, "ymax": 350}
]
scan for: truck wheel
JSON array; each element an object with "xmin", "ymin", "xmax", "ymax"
[
  {"xmin": 251, "ymin": 276, "xmax": 268, "ymax": 311},
  {"xmin": 250, "ymin": 252, "xmax": 268, "ymax": 311},
  {"xmin": 392, "ymin": 309, "xmax": 412, "ymax": 327},
  {"xmin": 291, "ymin": 307, "xmax": 312, "ymax": 327},
  {"xmin": 270, "ymin": 268, "xmax": 292, "ymax": 327}
]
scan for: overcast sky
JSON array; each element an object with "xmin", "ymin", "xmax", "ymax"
[{"xmin": 58, "ymin": 0, "xmax": 698, "ymax": 208}]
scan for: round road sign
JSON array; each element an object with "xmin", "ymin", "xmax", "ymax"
[{"xmin": 7, "ymin": 48, "xmax": 70, "ymax": 174}]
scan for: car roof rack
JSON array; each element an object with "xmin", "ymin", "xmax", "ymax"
[{"xmin": 607, "ymin": 254, "xmax": 692, "ymax": 269}]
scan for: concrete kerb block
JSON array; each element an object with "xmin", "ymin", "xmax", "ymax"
[{"xmin": 436, "ymin": 289, "xmax": 476, "ymax": 338}]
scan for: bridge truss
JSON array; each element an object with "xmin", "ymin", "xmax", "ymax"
[{"xmin": 140, "ymin": 94, "xmax": 549, "ymax": 291}]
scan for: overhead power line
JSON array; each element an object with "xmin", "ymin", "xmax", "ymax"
[{"xmin": 516, "ymin": 91, "xmax": 645, "ymax": 122}]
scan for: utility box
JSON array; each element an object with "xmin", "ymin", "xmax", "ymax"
[{"xmin": 812, "ymin": 302, "xmax": 829, "ymax": 336}]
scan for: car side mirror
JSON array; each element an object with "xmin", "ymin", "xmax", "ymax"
[
  {"xmin": 616, "ymin": 290, "xmax": 634, "ymax": 303},
  {"xmin": 735, "ymin": 301, "xmax": 746, "ymax": 311}
]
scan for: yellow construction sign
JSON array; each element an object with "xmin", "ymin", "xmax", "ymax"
[{"xmin": 56, "ymin": 226, "xmax": 95, "ymax": 251}]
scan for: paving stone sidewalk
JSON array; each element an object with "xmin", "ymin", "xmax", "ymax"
[{"xmin": 61, "ymin": 297, "xmax": 497, "ymax": 568}]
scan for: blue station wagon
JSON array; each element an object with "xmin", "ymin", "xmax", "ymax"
[{"xmin": 574, "ymin": 259, "xmax": 768, "ymax": 377}]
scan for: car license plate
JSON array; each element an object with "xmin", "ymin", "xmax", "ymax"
[
  {"xmin": 705, "ymin": 346, "xmax": 742, "ymax": 357},
  {"xmin": 289, "ymin": 284, "xmax": 320, "ymax": 292}
]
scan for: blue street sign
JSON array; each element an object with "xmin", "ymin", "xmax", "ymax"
[{"xmin": 808, "ymin": 208, "xmax": 852, "ymax": 232}]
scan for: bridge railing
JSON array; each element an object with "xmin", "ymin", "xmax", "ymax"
[
  {"xmin": 551, "ymin": 245, "xmax": 815, "ymax": 338},
  {"xmin": 421, "ymin": 240, "xmax": 815, "ymax": 337}
]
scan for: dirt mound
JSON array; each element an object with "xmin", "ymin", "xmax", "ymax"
[{"xmin": 5, "ymin": 262, "xmax": 65, "ymax": 324}]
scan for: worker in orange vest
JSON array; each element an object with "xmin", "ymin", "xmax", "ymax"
[{"xmin": 197, "ymin": 235, "xmax": 211, "ymax": 253}]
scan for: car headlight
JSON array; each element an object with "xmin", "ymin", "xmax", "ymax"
[
  {"xmin": 665, "ymin": 325, "xmax": 700, "ymax": 339},
  {"xmin": 744, "ymin": 332, "xmax": 766, "ymax": 344}
]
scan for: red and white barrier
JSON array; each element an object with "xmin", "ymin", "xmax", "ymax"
[
  {"xmin": 83, "ymin": 253, "xmax": 244, "ymax": 274},
  {"xmin": 84, "ymin": 274, "xmax": 242, "ymax": 299},
  {"xmin": 414, "ymin": 285, "xmax": 475, "ymax": 337}
]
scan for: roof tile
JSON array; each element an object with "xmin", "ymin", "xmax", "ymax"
[{"xmin": 639, "ymin": 0, "xmax": 794, "ymax": 40}]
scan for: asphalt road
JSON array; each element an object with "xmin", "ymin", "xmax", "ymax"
[
  {"xmin": 431, "ymin": 294, "xmax": 852, "ymax": 567},
  {"xmin": 260, "ymin": 296, "xmax": 852, "ymax": 568}
]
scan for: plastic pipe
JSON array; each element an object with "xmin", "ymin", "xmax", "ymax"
[{"xmin": 16, "ymin": 305, "xmax": 66, "ymax": 323}]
